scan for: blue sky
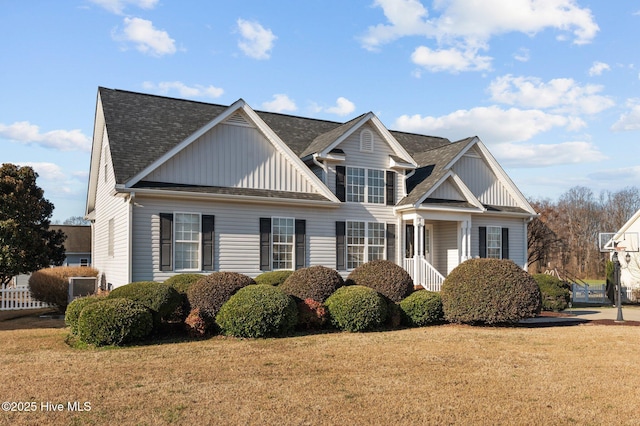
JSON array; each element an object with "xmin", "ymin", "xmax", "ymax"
[{"xmin": 1, "ymin": 0, "xmax": 639, "ymax": 222}]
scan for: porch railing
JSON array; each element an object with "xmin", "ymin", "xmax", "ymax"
[{"xmin": 403, "ymin": 257, "xmax": 445, "ymax": 292}]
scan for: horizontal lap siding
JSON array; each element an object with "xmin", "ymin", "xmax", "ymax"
[{"xmin": 471, "ymin": 216, "xmax": 526, "ymax": 267}]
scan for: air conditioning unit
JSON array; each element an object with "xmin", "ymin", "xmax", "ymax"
[{"xmin": 68, "ymin": 277, "xmax": 98, "ymax": 302}]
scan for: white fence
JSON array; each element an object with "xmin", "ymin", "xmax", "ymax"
[
  {"xmin": 571, "ymin": 284, "xmax": 636, "ymax": 304},
  {"xmin": 403, "ymin": 257, "xmax": 445, "ymax": 292},
  {"xmin": 0, "ymin": 287, "xmax": 50, "ymax": 311}
]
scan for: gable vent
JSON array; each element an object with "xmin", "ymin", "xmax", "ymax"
[
  {"xmin": 360, "ymin": 129, "xmax": 374, "ymax": 152},
  {"xmin": 225, "ymin": 112, "xmax": 251, "ymax": 127}
]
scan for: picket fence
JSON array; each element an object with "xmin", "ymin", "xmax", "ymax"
[
  {"xmin": 0, "ymin": 287, "xmax": 50, "ymax": 311},
  {"xmin": 571, "ymin": 283, "xmax": 635, "ymax": 304}
]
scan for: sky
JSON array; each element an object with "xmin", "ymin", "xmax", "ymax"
[{"xmin": 1, "ymin": 0, "xmax": 639, "ymax": 222}]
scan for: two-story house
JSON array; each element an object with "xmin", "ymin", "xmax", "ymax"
[{"xmin": 86, "ymin": 88, "xmax": 536, "ymax": 290}]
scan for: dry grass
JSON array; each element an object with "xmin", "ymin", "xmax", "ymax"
[{"xmin": 1, "ymin": 314, "xmax": 639, "ymax": 425}]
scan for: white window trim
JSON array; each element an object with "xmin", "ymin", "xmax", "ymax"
[
  {"xmin": 271, "ymin": 216, "xmax": 295, "ymax": 271},
  {"xmin": 487, "ymin": 226, "xmax": 502, "ymax": 259},
  {"xmin": 346, "ymin": 221, "xmax": 386, "ymax": 270},
  {"xmin": 346, "ymin": 167, "xmax": 386, "ymax": 205},
  {"xmin": 173, "ymin": 212, "xmax": 202, "ymax": 272}
]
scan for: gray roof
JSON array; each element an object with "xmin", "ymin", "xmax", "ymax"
[{"xmin": 50, "ymin": 225, "xmax": 91, "ymax": 253}]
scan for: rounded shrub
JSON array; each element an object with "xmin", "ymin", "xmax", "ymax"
[
  {"xmin": 296, "ymin": 298, "xmax": 329, "ymax": 330},
  {"xmin": 399, "ymin": 290, "xmax": 444, "ymax": 327},
  {"xmin": 29, "ymin": 266, "xmax": 99, "ymax": 312},
  {"xmin": 164, "ymin": 274, "xmax": 205, "ymax": 321},
  {"xmin": 215, "ymin": 285, "xmax": 298, "ymax": 338},
  {"xmin": 187, "ymin": 272, "xmax": 255, "ymax": 319},
  {"xmin": 345, "ymin": 260, "xmax": 413, "ymax": 302},
  {"xmin": 279, "ymin": 266, "xmax": 344, "ymax": 302},
  {"xmin": 76, "ymin": 298, "xmax": 153, "ymax": 346},
  {"xmin": 107, "ymin": 281, "xmax": 181, "ymax": 324},
  {"xmin": 325, "ymin": 285, "xmax": 388, "ymax": 332},
  {"xmin": 255, "ymin": 270, "xmax": 294, "ymax": 286},
  {"xmin": 65, "ymin": 294, "xmax": 106, "ymax": 335},
  {"xmin": 533, "ymin": 274, "xmax": 571, "ymax": 311},
  {"xmin": 441, "ymin": 259, "xmax": 541, "ymax": 325}
]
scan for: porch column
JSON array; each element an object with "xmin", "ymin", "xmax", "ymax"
[
  {"xmin": 460, "ymin": 220, "xmax": 471, "ymax": 261},
  {"xmin": 414, "ymin": 217, "xmax": 424, "ymax": 282}
]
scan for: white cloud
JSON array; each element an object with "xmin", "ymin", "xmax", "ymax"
[
  {"xmin": 360, "ymin": 0, "xmax": 433, "ymax": 51},
  {"xmin": 588, "ymin": 166, "xmax": 640, "ymax": 181},
  {"xmin": 236, "ymin": 19, "xmax": 277, "ymax": 60},
  {"xmin": 0, "ymin": 121, "xmax": 91, "ymax": 152},
  {"xmin": 261, "ymin": 94, "xmax": 297, "ymax": 113},
  {"xmin": 114, "ymin": 17, "xmax": 176, "ymax": 56},
  {"xmin": 325, "ymin": 97, "xmax": 356, "ymax": 116},
  {"xmin": 488, "ymin": 74, "xmax": 614, "ymax": 114},
  {"xmin": 411, "ymin": 46, "xmax": 492, "ymax": 73},
  {"xmin": 589, "ymin": 61, "xmax": 611, "ymax": 76},
  {"xmin": 513, "ymin": 48, "xmax": 530, "ymax": 62},
  {"xmin": 142, "ymin": 81, "xmax": 224, "ymax": 99},
  {"xmin": 14, "ymin": 162, "xmax": 66, "ymax": 181},
  {"xmin": 611, "ymin": 101, "xmax": 640, "ymax": 131},
  {"xmin": 89, "ymin": 0, "xmax": 158, "ymax": 14},
  {"xmin": 394, "ymin": 106, "xmax": 582, "ymax": 143},
  {"xmin": 493, "ymin": 141, "xmax": 604, "ymax": 167}
]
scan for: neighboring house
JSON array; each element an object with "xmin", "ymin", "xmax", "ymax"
[
  {"xmin": 50, "ymin": 225, "xmax": 92, "ymax": 267},
  {"xmin": 609, "ymin": 210, "xmax": 640, "ymax": 290},
  {"xmin": 86, "ymin": 87, "xmax": 537, "ymax": 290}
]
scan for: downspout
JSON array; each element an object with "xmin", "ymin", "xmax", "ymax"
[
  {"xmin": 312, "ymin": 153, "xmax": 328, "ymax": 184},
  {"xmin": 127, "ymin": 192, "xmax": 135, "ymax": 283}
]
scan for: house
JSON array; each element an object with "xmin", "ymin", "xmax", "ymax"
[
  {"xmin": 50, "ymin": 225, "xmax": 92, "ymax": 267},
  {"xmin": 608, "ymin": 210, "xmax": 640, "ymax": 290},
  {"xmin": 86, "ymin": 87, "xmax": 537, "ymax": 290}
]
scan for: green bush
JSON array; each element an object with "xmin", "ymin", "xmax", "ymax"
[
  {"xmin": 29, "ymin": 266, "xmax": 99, "ymax": 312},
  {"xmin": 255, "ymin": 270, "xmax": 294, "ymax": 286},
  {"xmin": 187, "ymin": 272, "xmax": 255, "ymax": 320},
  {"xmin": 215, "ymin": 285, "xmax": 298, "ymax": 338},
  {"xmin": 76, "ymin": 298, "xmax": 153, "ymax": 346},
  {"xmin": 399, "ymin": 290, "xmax": 444, "ymax": 327},
  {"xmin": 533, "ymin": 274, "xmax": 571, "ymax": 311},
  {"xmin": 108, "ymin": 281, "xmax": 181, "ymax": 325},
  {"xmin": 441, "ymin": 259, "xmax": 541, "ymax": 325},
  {"xmin": 164, "ymin": 274, "xmax": 205, "ymax": 321},
  {"xmin": 345, "ymin": 260, "xmax": 413, "ymax": 302},
  {"xmin": 279, "ymin": 266, "xmax": 344, "ymax": 302},
  {"xmin": 65, "ymin": 294, "xmax": 106, "ymax": 335},
  {"xmin": 325, "ymin": 285, "xmax": 388, "ymax": 332}
]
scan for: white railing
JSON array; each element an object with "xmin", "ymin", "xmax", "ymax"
[
  {"xmin": 404, "ymin": 257, "xmax": 445, "ymax": 292},
  {"xmin": 0, "ymin": 287, "xmax": 50, "ymax": 311},
  {"xmin": 571, "ymin": 284, "xmax": 636, "ymax": 303}
]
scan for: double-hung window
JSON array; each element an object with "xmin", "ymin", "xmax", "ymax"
[
  {"xmin": 346, "ymin": 167, "xmax": 365, "ymax": 202},
  {"xmin": 486, "ymin": 226, "xmax": 502, "ymax": 259},
  {"xmin": 174, "ymin": 213, "xmax": 201, "ymax": 271},
  {"xmin": 346, "ymin": 167, "xmax": 385, "ymax": 204},
  {"xmin": 272, "ymin": 217, "xmax": 295, "ymax": 270},
  {"xmin": 346, "ymin": 221, "xmax": 385, "ymax": 269}
]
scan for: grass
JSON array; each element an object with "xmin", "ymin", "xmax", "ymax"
[{"xmin": 1, "ymin": 313, "xmax": 640, "ymax": 425}]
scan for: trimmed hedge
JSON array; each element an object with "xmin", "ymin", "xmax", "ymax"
[
  {"xmin": 76, "ymin": 298, "xmax": 153, "ymax": 346},
  {"xmin": 255, "ymin": 270, "xmax": 294, "ymax": 286},
  {"xmin": 65, "ymin": 294, "xmax": 106, "ymax": 335},
  {"xmin": 280, "ymin": 266, "xmax": 344, "ymax": 302},
  {"xmin": 345, "ymin": 260, "xmax": 413, "ymax": 302},
  {"xmin": 107, "ymin": 281, "xmax": 181, "ymax": 325},
  {"xmin": 215, "ymin": 285, "xmax": 298, "ymax": 338},
  {"xmin": 441, "ymin": 259, "xmax": 541, "ymax": 324},
  {"xmin": 325, "ymin": 285, "xmax": 388, "ymax": 332},
  {"xmin": 187, "ymin": 272, "xmax": 255, "ymax": 320},
  {"xmin": 533, "ymin": 274, "xmax": 571, "ymax": 311},
  {"xmin": 29, "ymin": 266, "xmax": 99, "ymax": 312},
  {"xmin": 399, "ymin": 290, "xmax": 444, "ymax": 327},
  {"xmin": 164, "ymin": 274, "xmax": 205, "ymax": 321},
  {"xmin": 296, "ymin": 298, "xmax": 329, "ymax": 329}
]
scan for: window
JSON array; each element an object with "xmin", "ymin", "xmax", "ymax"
[
  {"xmin": 272, "ymin": 217, "xmax": 294, "ymax": 270},
  {"xmin": 108, "ymin": 218, "xmax": 114, "ymax": 257},
  {"xmin": 174, "ymin": 213, "xmax": 200, "ymax": 270},
  {"xmin": 368, "ymin": 222, "xmax": 385, "ymax": 261},
  {"xmin": 346, "ymin": 167, "xmax": 385, "ymax": 204},
  {"xmin": 487, "ymin": 226, "xmax": 501, "ymax": 259},
  {"xmin": 347, "ymin": 221, "xmax": 385, "ymax": 269},
  {"xmin": 80, "ymin": 258, "xmax": 89, "ymax": 267}
]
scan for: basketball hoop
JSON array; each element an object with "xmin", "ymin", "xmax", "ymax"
[{"xmin": 615, "ymin": 246, "xmax": 627, "ymax": 252}]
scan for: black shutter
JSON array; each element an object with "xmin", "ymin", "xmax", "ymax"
[
  {"xmin": 260, "ymin": 218, "xmax": 271, "ymax": 271},
  {"xmin": 336, "ymin": 165, "xmax": 346, "ymax": 202},
  {"xmin": 386, "ymin": 223, "xmax": 396, "ymax": 262},
  {"xmin": 160, "ymin": 213, "xmax": 173, "ymax": 271},
  {"xmin": 295, "ymin": 219, "xmax": 306, "ymax": 270},
  {"xmin": 405, "ymin": 224, "xmax": 414, "ymax": 258},
  {"xmin": 202, "ymin": 215, "xmax": 215, "ymax": 271},
  {"xmin": 336, "ymin": 221, "xmax": 346, "ymax": 270},
  {"xmin": 501, "ymin": 227, "xmax": 509, "ymax": 259},
  {"xmin": 479, "ymin": 226, "xmax": 487, "ymax": 258},
  {"xmin": 386, "ymin": 171, "xmax": 396, "ymax": 206}
]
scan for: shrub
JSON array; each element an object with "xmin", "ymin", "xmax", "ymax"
[
  {"xmin": 108, "ymin": 281, "xmax": 181, "ymax": 325},
  {"xmin": 325, "ymin": 285, "xmax": 388, "ymax": 332},
  {"xmin": 187, "ymin": 272, "xmax": 255, "ymax": 319},
  {"xmin": 386, "ymin": 299, "xmax": 403, "ymax": 328},
  {"xmin": 297, "ymin": 298, "xmax": 329, "ymax": 329},
  {"xmin": 533, "ymin": 274, "xmax": 571, "ymax": 311},
  {"xmin": 399, "ymin": 290, "xmax": 444, "ymax": 327},
  {"xmin": 280, "ymin": 266, "xmax": 344, "ymax": 302},
  {"xmin": 164, "ymin": 274, "xmax": 205, "ymax": 321},
  {"xmin": 255, "ymin": 270, "xmax": 294, "ymax": 286},
  {"xmin": 215, "ymin": 285, "xmax": 298, "ymax": 338},
  {"xmin": 65, "ymin": 294, "xmax": 106, "ymax": 335},
  {"xmin": 345, "ymin": 260, "xmax": 413, "ymax": 302},
  {"xmin": 29, "ymin": 266, "xmax": 99, "ymax": 312},
  {"xmin": 441, "ymin": 258, "xmax": 541, "ymax": 325},
  {"xmin": 76, "ymin": 298, "xmax": 153, "ymax": 346},
  {"xmin": 184, "ymin": 308, "xmax": 212, "ymax": 337}
]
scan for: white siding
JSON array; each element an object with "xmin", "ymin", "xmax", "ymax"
[
  {"xmin": 430, "ymin": 177, "xmax": 464, "ymax": 200},
  {"xmin": 431, "ymin": 221, "xmax": 458, "ymax": 275},
  {"xmin": 471, "ymin": 216, "xmax": 527, "ymax": 268},
  {"xmin": 453, "ymin": 154, "xmax": 517, "ymax": 207},
  {"xmin": 92, "ymin": 131, "xmax": 130, "ymax": 288},
  {"xmin": 145, "ymin": 121, "xmax": 319, "ymax": 194}
]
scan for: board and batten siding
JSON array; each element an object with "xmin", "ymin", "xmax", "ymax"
[
  {"xmin": 471, "ymin": 216, "xmax": 527, "ymax": 268},
  {"xmin": 430, "ymin": 177, "xmax": 465, "ymax": 201},
  {"xmin": 453, "ymin": 153, "xmax": 517, "ymax": 207},
  {"xmin": 144, "ymin": 121, "xmax": 320, "ymax": 194},
  {"xmin": 92, "ymin": 132, "xmax": 130, "ymax": 287}
]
